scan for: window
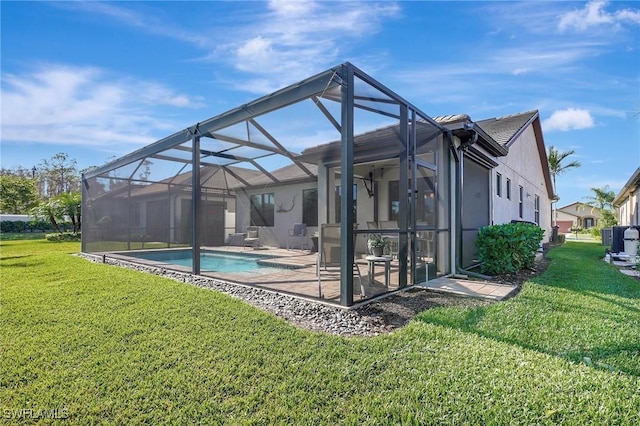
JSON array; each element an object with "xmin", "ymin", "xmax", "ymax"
[
  {"xmin": 506, "ymin": 178, "xmax": 511, "ymax": 200},
  {"xmin": 518, "ymin": 186, "xmax": 524, "ymax": 218},
  {"xmin": 496, "ymin": 173, "xmax": 502, "ymax": 197},
  {"xmin": 131, "ymin": 202, "xmax": 141, "ymax": 227},
  {"xmin": 335, "ymin": 185, "xmax": 357, "ymax": 223},
  {"xmin": 534, "ymin": 195, "xmax": 540, "ymax": 224},
  {"xmin": 250, "ymin": 193, "xmax": 274, "ymax": 226},
  {"xmin": 389, "ymin": 180, "xmax": 400, "ymax": 221},
  {"xmin": 302, "ymin": 188, "xmax": 318, "ymax": 227}
]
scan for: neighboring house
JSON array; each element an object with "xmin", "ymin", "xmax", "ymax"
[
  {"xmin": 437, "ymin": 111, "xmax": 554, "ymax": 266},
  {"xmin": 82, "ymin": 63, "xmax": 554, "ymax": 306},
  {"xmin": 614, "ymin": 167, "xmax": 640, "ymax": 226},
  {"xmin": 554, "ymin": 202, "xmax": 601, "ymax": 233},
  {"xmin": 0, "ymin": 214, "xmax": 31, "ymax": 222}
]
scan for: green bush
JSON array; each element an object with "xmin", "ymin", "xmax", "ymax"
[
  {"xmin": 0, "ymin": 221, "xmax": 25, "ymax": 233},
  {"xmin": 476, "ymin": 222, "xmax": 545, "ymax": 275},
  {"xmin": 29, "ymin": 219, "xmax": 52, "ymax": 232},
  {"xmin": 557, "ymin": 234, "xmax": 565, "ymax": 244},
  {"xmin": 0, "ymin": 220, "xmax": 53, "ymax": 233},
  {"xmin": 45, "ymin": 232, "xmax": 81, "ymax": 242}
]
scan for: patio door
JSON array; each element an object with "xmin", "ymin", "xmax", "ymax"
[{"xmin": 411, "ymin": 160, "xmax": 437, "ymax": 283}]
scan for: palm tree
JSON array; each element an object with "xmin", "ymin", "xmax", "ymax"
[
  {"xmin": 547, "ymin": 146, "xmax": 581, "ymax": 225},
  {"xmin": 584, "ymin": 186, "xmax": 615, "ymax": 211},
  {"xmin": 583, "ymin": 186, "xmax": 617, "ymax": 229}
]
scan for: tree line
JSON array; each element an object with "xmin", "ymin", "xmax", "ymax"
[
  {"xmin": 547, "ymin": 146, "xmax": 617, "ymax": 233},
  {"xmin": 0, "ymin": 152, "xmax": 82, "ymax": 233}
]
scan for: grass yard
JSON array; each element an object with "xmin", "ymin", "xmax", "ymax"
[
  {"xmin": 0, "ymin": 232, "xmax": 47, "ymax": 241},
  {"xmin": 1, "ymin": 240, "xmax": 639, "ymax": 424}
]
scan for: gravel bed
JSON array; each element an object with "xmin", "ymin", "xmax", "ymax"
[{"xmin": 79, "ymin": 253, "xmax": 496, "ymax": 337}]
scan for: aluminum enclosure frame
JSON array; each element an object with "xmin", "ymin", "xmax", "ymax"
[{"xmin": 82, "ymin": 62, "xmax": 447, "ymax": 306}]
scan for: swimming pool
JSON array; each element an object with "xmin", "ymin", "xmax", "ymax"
[{"xmin": 122, "ymin": 249, "xmax": 293, "ymax": 274}]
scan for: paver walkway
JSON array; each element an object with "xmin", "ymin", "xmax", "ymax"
[{"xmin": 418, "ymin": 277, "xmax": 517, "ymax": 300}]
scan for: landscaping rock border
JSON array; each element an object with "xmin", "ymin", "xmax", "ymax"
[{"xmin": 78, "ymin": 253, "xmax": 516, "ymax": 337}]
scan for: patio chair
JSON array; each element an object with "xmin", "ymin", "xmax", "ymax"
[
  {"xmin": 416, "ymin": 230, "xmax": 435, "ymax": 261},
  {"xmin": 317, "ymin": 224, "xmax": 364, "ymax": 299},
  {"xmin": 378, "ymin": 220, "xmax": 398, "ymax": 230},
  {"xmin": 287, "ymin": 223, "xmax": 308, "ymax": 250},
  {"xmin": 243, "ymin": 226, "xmax": 260, "ymax": 249},
  {"xmin": 366, "ymin": 221, "xmax": 378, "ymax": 230},
  {"xmin": 378, "ymin": 220, "xmax": 399, "ymax": 258}
]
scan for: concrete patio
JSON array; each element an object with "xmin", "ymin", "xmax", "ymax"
[{"xmin": 106, "ymin": 244, "xmax": 518, "ymax": 304}]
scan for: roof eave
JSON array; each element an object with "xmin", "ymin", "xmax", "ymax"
[{"xmin": 613, "ymin": 167, "xmax": 640, "ymax": 206}]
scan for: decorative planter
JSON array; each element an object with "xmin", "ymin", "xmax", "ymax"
[{"xmin": 367, "ymin": 240, "xmax": 384, "ymax": 256}]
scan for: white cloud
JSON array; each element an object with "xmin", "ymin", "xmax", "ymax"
[
  {"xmin": 542, "ymin": 108, "xmax": 595, "ymax": 131},
  {"xmin": 559, "ymin": 0, "xmax": 640, "ymax": 32},
  {"xmin": 1, "ymin": 64, "xmax": 204, "ymax": 149},
  {"xmin": 62, "ymin": 1, "xmax": 401, "ymax": 95},
  {"xmin": 269, "ymin": 0, "xmax": 316, "ymax": 17},
  {"xmin": 223, "ymin": 1, "xmax": 401, "ymax": 93}
]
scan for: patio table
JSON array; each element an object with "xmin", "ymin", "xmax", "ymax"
[{"xmin": 365, "ymin": 255, "xmax": 392, "ymax": 288}]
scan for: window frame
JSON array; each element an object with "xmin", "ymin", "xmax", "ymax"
[
  {"xmin": 506, "ymin": 178, "xmax": 511, "ymax": 200},
  {"xmin": 518, "ymin": 186, "xmax": 524, "ymax": 218},
  {"xmin": 250, "ymin": 193, "xmax": 275, "ymax": 227},
  {"xmin": 302, "ymin": 188, "xmax": 318, "ymax": 227},
  {"xmin": 534, "ymin": 194, "xmax": 540, "ymax": 224},
  {"xmin": 496, "ymin": 172, "xmax": 502, "ymax": 198},
  {"xmin": 335, "ymin": 184, "xmax": 357, "ymax": 224}
]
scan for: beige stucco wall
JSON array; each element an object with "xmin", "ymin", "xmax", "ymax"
[
  {"xmin": 491, "ymin": 125, "xmax": 552, "ymax": 240},
  {"xmin": 557, "ymin": 203, "xmax": 601, "ymax": 220},
  {"xmin": 618, "ymin": 187, "xmax": 640, "ymax": 226},
  {"xmin": 237, "ymin": 181, "xmax": 319, "ymax": 248}
]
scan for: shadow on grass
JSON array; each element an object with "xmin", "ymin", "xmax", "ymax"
[
  {"xmin": 0, "ymin": 255, "xmax": 32, "ymax": 261},
  {"xmin": 1, "ymin": 260, "xmax": 44, "ymax": 268},
  {"xmin": 416, "ymin": 242, "xmax": 640, "ymax": 376}
]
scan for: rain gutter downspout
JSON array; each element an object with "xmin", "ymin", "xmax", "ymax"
[{"xmin": 454, "ymin": 123, "xmax": 494, "ymax": 280}]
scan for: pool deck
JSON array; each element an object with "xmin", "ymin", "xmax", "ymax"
[{"xmin": 105, "ymin": 245, "xmax": 517, "ymax": 305}]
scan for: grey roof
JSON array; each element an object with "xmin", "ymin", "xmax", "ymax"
[
  {"xmin": 476, "ymin": 110, "xmax": 538, "ymax": 146},
  {"xmin": 127, "ymin": 165, "xmax": 264, "ymax": 197},
  {"xmin": 299, "ymin": 120, "xmax": 441, "ymax": 164},
  {"xmin": 232, "ymin": 162, "xmax": 318, "ymax": 189},
  {"xmin": 432, "ymin": 114, "xmax": 471, "ymax": 125},
  {"xmin": 614, "ymin": 167, "xmax": 640, "ymax": 206}
]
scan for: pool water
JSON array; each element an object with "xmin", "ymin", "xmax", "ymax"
[{"xmin": 125, "ymin": 250, "xmax": 284, "ymax": 273}]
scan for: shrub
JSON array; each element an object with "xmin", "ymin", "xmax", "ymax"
[
  {"xmin": 476, "ymin": 222, "xmax": 545, "ymax": 275},
  {"xmin": 557, "ymin": 234, "xmax": 565, "ymax": 244},
  {"xmin": 29, "ymin": 219, "xmax": 53, "ymax": 232},
  {"xmin": 45, "ymin": 232, "xmax": 81, "ymax": 242},
  {"xmin": 1, "ymin": 220, "xmax": 55, "ymax": 233}
]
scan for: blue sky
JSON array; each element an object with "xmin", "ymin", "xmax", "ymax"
[{"xmin": 1, "ymin": 0, "xmax": 638, "ymax": 205}]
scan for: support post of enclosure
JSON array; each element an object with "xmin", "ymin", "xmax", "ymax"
[
  {"xmin": 398, "ymin": 104, "xmax": 409, "ymax": 288},
  {"xmin": 192, "ymin": 134, "xmax": 201, "ymax": 275},
  {"xmin": 340, "ymin": 64, "xmax": 355, "ymax": 307}
]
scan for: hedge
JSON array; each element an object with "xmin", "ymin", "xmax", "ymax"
[
  {"xmin": 475, "ymin": 222, "xmax": 544, "ymax": 275},
  {"xmin": 0, "ymin": 220, "xmax": 53, "ymax": 233},
  {"xmin": 45, "ymin": 232, "xmax": 81, "ymax": 242}
]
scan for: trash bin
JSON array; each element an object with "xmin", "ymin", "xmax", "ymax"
[{"xmin": 551, "ymin": 226, "xmax": 559, "ymax": 242}]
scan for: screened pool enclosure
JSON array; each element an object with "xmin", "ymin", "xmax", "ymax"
[{"xmin": 82, "ymin": 63, "xmax": 453, "ymax": 306}]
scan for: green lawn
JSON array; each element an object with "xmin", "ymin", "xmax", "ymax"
[
  {"xmin": 0, "ymin": 232, "xmax": 47, "ymax": 241},
  {"xmin": 1, "ymin": 240, "xmax": 638, "ymax": 424}
]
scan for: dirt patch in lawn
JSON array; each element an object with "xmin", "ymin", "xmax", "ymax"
[{"xmin": 353, "ymin": 254, "xmax": 551, "ymax": 333}]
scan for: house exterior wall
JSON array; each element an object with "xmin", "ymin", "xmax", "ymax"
[
  {"xmin": 555, "ymin": 211, "xmax": 579, "ymax": 233},
  {"xmin": 556, "ymin": 203, "xmax": 600, "ymax": 228},
  {"xmin": 617, "ymin": 187, "xmax": 639, "ymax": 226},
  {"xmin": 491, "ymin": 125, "xmax": 552, "ymax": 240},
  {"xmin": 0, "ymin": 214, "xmax": 31, "ymax": 222},
  {"xmin": 237, "ymin": 181, "xmax": 319, "ymax": 248}
]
